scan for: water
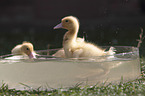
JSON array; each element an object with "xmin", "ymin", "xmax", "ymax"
[{"xmin": 0, "ymin": 46, "xmax": 141, "ymax": 90}]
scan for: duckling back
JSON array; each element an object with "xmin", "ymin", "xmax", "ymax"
[
  {"xmin": 79, "ymin": 42, "xmax": 105, "ymax": 57},
  {"xmin": 64, "ymin": 40, "xmax": 105, "ymax": 58},
  {"xmin": 11, "ymin": 45, "xmax": 23, "ymax": 55}
]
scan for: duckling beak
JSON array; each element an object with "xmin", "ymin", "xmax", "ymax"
[
  {"xmin": 28, "ymin": 52, "xmax": 36, "ymax": 59},
  {"xmin": 54, "ymin": 23, "xmax": 63, "ymax": 29}
]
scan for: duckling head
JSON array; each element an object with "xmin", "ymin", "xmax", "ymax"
[
  {"xmin": 54, "ymin": 16, "xmax": 79, "ymax": 31},
  {"xmin": 21, "ymin": 42, "xmax": 36, "ymax": 59}
]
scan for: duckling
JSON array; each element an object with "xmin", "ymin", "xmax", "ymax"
[
  {"xmin": 11, "ymin": 41, "xmax": 36, "ymax": 59},
  {"xmin": 52, "ymin": 37, "xmax": 84, "ymax": 58},
  {"xmin": 54, "ymin": 16, "xmax": 107, "ymax": 58}
]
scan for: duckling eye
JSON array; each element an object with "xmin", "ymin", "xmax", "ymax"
[
  {"xmin": 65, "ymin": 20, "xmax": 69, "ymax": 22},
  {"xmin": 26, "ymin": 48, "xmax": 29, "ymax": 50}
]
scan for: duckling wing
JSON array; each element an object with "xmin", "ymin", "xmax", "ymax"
[
  {"xmin": 79, "ymin": 43, "xmax": 105, "ymax": 57},
  {"xmin": 70, "ymin": 43, "xmax": 104, "ymax": 58}
]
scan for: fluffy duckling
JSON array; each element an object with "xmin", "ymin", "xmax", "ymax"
[
  {"xmin": 11, "ymin": 41, "xmax": 36, "ymax": 59},
  {"xmin": 54, "ymin": 16, "xmax": 108, "ymax": 58}
]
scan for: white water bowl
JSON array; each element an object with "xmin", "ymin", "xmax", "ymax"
[{"xmin": 0, "ymin": 46, "xmax": 140, "ymax": 90}]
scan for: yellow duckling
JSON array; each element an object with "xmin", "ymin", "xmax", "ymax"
[
  {"xmin": 11, "ymin": 41, "xmax": 36, "ymax": 59},
  {"xmin": 54, "ymin": 16, "xmax": 107, "ymax": 58}
]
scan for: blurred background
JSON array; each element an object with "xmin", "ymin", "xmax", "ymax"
[{"xmin": 0, "ymin": 0, "xmax": 145, "ymax": 56}]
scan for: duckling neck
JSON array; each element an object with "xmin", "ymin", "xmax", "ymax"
[{"xmin": 63, "ymin": 28, "xmax": 78, "ymax": 45}]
